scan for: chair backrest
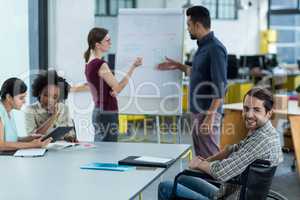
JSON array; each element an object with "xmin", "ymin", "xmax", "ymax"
[{"xmin": 239, "ymin": 159, "xmax": 277, "ymax": 200}]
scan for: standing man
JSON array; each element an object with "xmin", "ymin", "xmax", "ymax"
[{"xmin": 158, "ymin": 6, "xmax": 228, "ymax": 157}]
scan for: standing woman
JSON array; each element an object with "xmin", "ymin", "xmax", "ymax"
[
  {"xmin": 0, "ymin": 78, "xmax": 52, "ymax": 150},
  {"xmin": 84, "ymin": 27, "xmax": 142, "ymax": 142}
]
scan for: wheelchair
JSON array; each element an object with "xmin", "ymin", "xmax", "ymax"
[{"xmin": 170, "ymin": 159, "xmax": 288, "ymax": 200}]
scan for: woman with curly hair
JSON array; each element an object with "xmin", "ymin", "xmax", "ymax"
[
  {"xmin": 0, "ymin": 78, "xmax": 52, "ymax": 150},
  {"xmin": 25, "ymin": 70, "xmax": 76, "ymax": 142}
]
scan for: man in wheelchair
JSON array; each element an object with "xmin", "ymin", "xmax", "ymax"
[{"xmin": 158, "ymin": 87, "xmax": 283, "ymax": 200}]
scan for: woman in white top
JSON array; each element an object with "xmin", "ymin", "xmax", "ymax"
[{"xmin": 0, "ymin": 78, "xmax": 51, "ymax": 151}]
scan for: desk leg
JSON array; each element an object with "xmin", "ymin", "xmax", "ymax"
[
  {"xmin": 177, "ymin": 116, "xmax": 182, "ymax": 144},
  {"xmin": 172, "ymin": 116, "xmax": 177, "ymax": 144},
  {"xmin": 288, "ymin": 116, "xmax": 300, "ymax": 178},
  {"xmin": 180, "ymin": 149, "xmax": 193, "ymax": 161},
  {"xmin": 156, "ymin": 116, "xmax": 160, "ymax": 143},
  {"xmin": 180, "ymin": 148, "xmax": 193, "ymax": 170}
]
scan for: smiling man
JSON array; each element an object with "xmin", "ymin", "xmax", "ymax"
[{"xmin": 158, "ymin": 87, "xmax": 283, "ymax": 200}]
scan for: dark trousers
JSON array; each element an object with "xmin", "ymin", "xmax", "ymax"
[{"xmin": 92, "ymin": 108, "xmax": 119, "ymax": 142}]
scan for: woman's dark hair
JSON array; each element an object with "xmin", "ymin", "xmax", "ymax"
[
  {"xmin": 31, "ymin": 70, "xmax": 70, "ymax": 102},
  {"xmin": 186, "ymin": 6, "xmax": 211, "ymax": 29},
  {"xmin": 0, "ymin": 78, "xmax": 27, "ymax": 101},
  {"xmin": 84, "ymin": 27, "xmax": 109, "ymax": 63},
  {"xmin": 243, "ymin": 87, "xmax": 274, "ymax": 112}
]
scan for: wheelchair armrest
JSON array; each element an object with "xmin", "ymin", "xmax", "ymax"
[
  {"xmin": 170, "ymin": 169, "xmax": 244, "ymax": 199},
  {"xmin": 252, "ymin": 159, "xmax": 271, "ymax": 168},
  {"xmin": 175, "ymin": 169, "xmax": 243, "ymax": 185},
  {"xmin": 178, "ymin": 169, "xmax": 214, "ymax": 180}
]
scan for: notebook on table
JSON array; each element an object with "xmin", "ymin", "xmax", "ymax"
[
  {"xmin": 13, "ymin": 148, "xmax": 47, "ymax": 157},
  {"xmin": 118, "ymin": 156, "xmax": 175, "ymax": 168},
  {"xmin": 0, "ymin": 150, "xmax": 17, "ymax": 156},
  {"xmin": 0, "ymin": 149, "xmax": 47, "ymax": 157}
]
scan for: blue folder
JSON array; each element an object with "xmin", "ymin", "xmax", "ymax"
[{"xmin": 80, "ymin": 163, "xmax": 136, "ymax": 172}]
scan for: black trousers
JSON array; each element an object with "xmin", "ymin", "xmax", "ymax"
[{"xmin": 92, "ymin": 108, "xmax": 119, "ymax": 142}]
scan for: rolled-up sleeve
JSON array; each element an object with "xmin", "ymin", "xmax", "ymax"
[{"xmin": 209, "ymin": 45, "xmax": 227, "ymax": 98}]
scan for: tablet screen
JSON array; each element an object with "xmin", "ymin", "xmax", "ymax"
[{"xmin": 41, "ymin": 127, "xmax": 74, "ymax": 142}]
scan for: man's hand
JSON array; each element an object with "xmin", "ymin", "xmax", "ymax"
[
  {"xmin": 157, "ymin": 57, "xmax": 181, "ymax": 70},
  {"xmin": 199, "ymin": 114, "xmax": 215, "ymax": 134},
  {"xmin": 189, "ymin": 156, "xmax": 211, "ymax": 174},
  {"xmin": 188, "ymin": 156, "xmax": 204, "ymax": 170}
]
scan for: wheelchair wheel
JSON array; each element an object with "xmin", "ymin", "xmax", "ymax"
[{"xmin": 267, "ymin": 190, "xmax": 288, "ymax": 200}]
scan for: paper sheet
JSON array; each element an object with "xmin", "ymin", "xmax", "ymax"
[
  {"xmin": 14, "ymin": 148, "xmax": 46, "ymax": 157},
  {"xmin": 135, "ymin": 156, "xmax": 173, "ymax": 163}
]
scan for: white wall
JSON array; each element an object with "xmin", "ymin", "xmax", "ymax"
[
  {"xmin": 137, "ymin": 0, "xmax": 166, "ymax": 8},
  {"xmin": 48, "ymin": 0, "xmax": 95, "ymax": 141},
  {"xmin": 48, "ymin": 0, "xmax": 95, "ymax": 84},
  {"xmin": 166, "ymin": 0, "xmax": 268, "ymax": 55},
  {"xmin": 211, "ymin": 0, "xmax": 268, "ymax": 55},
  {"xmin": 95, "ymin": 17, "xmax": 118, "ymax": 54},
  {"xmin": 0, "ymin": 0, "xmax": 30, "ymax": 137}
]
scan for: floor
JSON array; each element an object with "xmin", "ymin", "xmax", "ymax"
[{"xmin": 117, "ymin": 119, "xmax": 300, "ymax": 200}]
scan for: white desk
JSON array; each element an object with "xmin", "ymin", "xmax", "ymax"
[{"xmin": 0, "ymin": 142, "xmax": 191, "ymax": 200}]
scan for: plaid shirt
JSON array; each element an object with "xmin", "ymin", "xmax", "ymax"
[{"xmin": 209, "ymin": 121, "xmax": 283, "ymax": 200}]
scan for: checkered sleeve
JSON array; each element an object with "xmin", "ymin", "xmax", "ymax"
[{"xmin": 209, "ymin": 137, "xmax": 269, "ymax": 182}]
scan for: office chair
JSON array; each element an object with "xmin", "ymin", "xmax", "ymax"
[
  {"xmin": 227, "ymin": 54, "xmax": 239, "ymax": 79},
  {"xmin": 170, "ymin": 159, "xmax": 287, "ymax": 200}
]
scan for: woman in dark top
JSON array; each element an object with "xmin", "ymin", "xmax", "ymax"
[{"xmin": 84, "ymin": 27, "xmax": 142, "ymax": 142}]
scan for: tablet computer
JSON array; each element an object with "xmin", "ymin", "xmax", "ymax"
[{"xmin": 41, "ymin": 127, "xmax": 74, "ymax": 142}]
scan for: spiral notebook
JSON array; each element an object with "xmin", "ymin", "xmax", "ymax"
[{"xmin": 0, "ymin": 149, "xmax": 47, "ymax": 157}]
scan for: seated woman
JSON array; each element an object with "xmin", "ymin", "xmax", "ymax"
[
  {"xmin": 0, "ymin": 78, "xmax": 52, "ymax": 150},
  {"xmin": 25, "ymin": 70, "xmax": 76, "ymax": 142}
]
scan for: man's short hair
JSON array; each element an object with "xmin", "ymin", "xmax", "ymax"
[
  {"xmin": 186, "ymin": 6, "xmax": 211, "ymax": 29},
  {"xmin": 243, "ymin": 87, "xmax": 274, "ymax": 112}
]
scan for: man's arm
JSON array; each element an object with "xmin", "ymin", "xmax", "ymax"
[
  {"xmin": 200, "ymin": 98, "xmax": 223, "ymax": 133},
  {"xmin": 178, "ymin": 63, "xmax": 192, "ymax": 76},
  {"xmin": 200, "ymin": 45, "xmax": 227, "ymax": 133},
  {"xmin": 157, "ymin": 57, "xmax": 191, "ymax": 76},
  {"xmin": 206, "ymin": 145, "xmax": 232, "ymax": 162},
  {"xmin": 207, "ymin": 98, "xmax": 222, "ymax": 114},
  {"xmin": 189, "ymin": 146, "xmax": 232, "ymax": 175}
]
